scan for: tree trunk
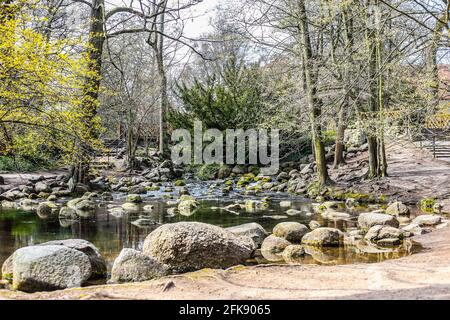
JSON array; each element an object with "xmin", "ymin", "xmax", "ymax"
[
  {"xmin": 333, "ymin": 103, "xmax": 346, "ymax": 168},
  {"xmin": 298, "ymin": 0, "xmax": 331, "ymax": 186}
]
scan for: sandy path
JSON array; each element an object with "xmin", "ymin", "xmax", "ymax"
[{"xmin": 1, "ymin": 226, "xmax": 450, "ymax": 300}]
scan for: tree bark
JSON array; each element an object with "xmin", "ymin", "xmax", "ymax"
[{"xmin": 297, "ymin": 0, "xmax": 331, "ymax": 186}]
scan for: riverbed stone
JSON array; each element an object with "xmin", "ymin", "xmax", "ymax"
[
  {"xmin": 11, "ymin": 245, "xmax": 92, "ymax": 292},
  {"xmin": 226, "ymin": 223, "xmax": 268, "ymax": 247},
  {"xmin": 110, "ymin": 249, "xmax": 169, "ymax": 283},
  {"xmin": 301, "ymin": 228, "xmax": 343, "ymax": 247},
  {"xmin": 35, "ymin": 181, "xmax": 51, "ymax": 193},
  {"xmin": 364, "ymin": 225, "xmax": 405, "ymax": 243},
  {"xmin": 122, "ymin": 202, "xmax": 140, "ymax": 212},
  {"xmin": 321, "ymin": 210, "xmax": 351, "ymax": 220},
  {"xmin": 142, "ymin": 222, "xmax": 254, "ymax": 272},
  {"xmin": 385, "ymin": 201, "xmax": 410, "ymax": 216},
  {"xmin": 282, "ymin": 245, "xmax": 305, "ymax": 263},
  {"xmin": 127, "ymin": 194, "xmax": 143, "ymax": 203},
  {"xmin": 36, "ymin": 202, "xmax": 56, "ymax": 217},
  {"xmin": 413, "ymin": 215, "xmax": 442, "ymax": 227},
  {"xmin": 358, "ymin": 212, "xmax": 400, "ymax": 230},
  {"xmin": 279, "ymin": 201, "xmax": 292, "ymax": 208},
  {"xmin": 273, "ymin": 222, "xmax": 309, "ymax": 243},
  {"xmin": 178, "ymin": 199, "xmax": 199, "ymax": 216},
  {"xmin": 59, "ymin": 207, "xmax": 78, "ymax": 220},
  {"xmin": 433, "ymin": 199, "xmax": 450, "ymax": 215},
  {"xmin": 261, "ymin": 235, "xmax": 292, "ymax": 262}
]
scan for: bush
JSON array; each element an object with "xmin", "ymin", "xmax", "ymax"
[{"xmin": 0, "ymin": 156, "xmax": 52, "ymax": 172}]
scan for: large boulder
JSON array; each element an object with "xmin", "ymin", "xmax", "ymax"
[
  {"xmin": 385, "ymin": 201, "xmax": 410, "ymax": 216},
  {"xmin": 272, "ymin": 222, "xmax": 309, "ymax": 243},
  {"xmin": 301, "ymin": 228, "xmax": 343, "ymax": 247},
  {"xmin": 260, "ymin": 235, "xmax": 291, "ymax": 262},
  {"xmin": 358, "ymin": 212, "xmax": 400, "ymax": 230},
  {"xmin": 37, "ymin": 239, "xmax": 106, "ymax": 278},
  {"xmin": 11, "ymin": 245, "xmax": 91, "ymax": 292},
  {"xmin": 142, "ymin": 222, "xmax": 254, "ymax": 272},
  {"xmin": 226, "ymin": 223, "xmax": 268, "ymax": 247},
  {"xmin": 110, "ymin": 249, "xmax": 169, "ymax": 283}
]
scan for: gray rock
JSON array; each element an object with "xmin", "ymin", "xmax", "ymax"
[
  {"xmin": 59, "ymin": 207, "xmax": 78, "ymax": 220},
  {"xmin": 122, "ymin": 202, "xmax": 140, "ymax": 212},
  {"xmin": 364, "ymin": 225, "xmax": 405, "ymax": 242},
  {"xmin": 272, "ymin": 222, "xmax": 309, "ymax": 243},
  {"xmin": 143, "ymin": 222, "xmax": 254, "ymax": 272},
  {"xmin": 358, "ymin": 212, "xmax": 400, "ymax": 230},
  {"xmin": 226, "ymin": 223, "xmax": 268, "ymax": 247},
  {"xmin": 413, "ymin": 215, "xmax": 442, "ymax": 227},
  {"xmin": 433, "ymin": 199, "xmax": 450, "ymax": 215},
  {"xmin": 35, "ymin": 181, "xmax": 51, "ymax": 193},
  {"xmin": 301, "ymin": 228, "xmax": 343, "ymax": 247},
  {"xmin": 178, "ymin": 199, "xmax": 199, "ymax": 216},
  {"xmin": 282, "ymin": 245, "xmax": 305, "ymax": 263},
  {"xmin": 36, "ymin": 202, "xmax": 56, "ymax": 217},
  {"xmin": 385, "ymin": 201, "xmax": 410, "ymax": 216},
  {"xmin": 67, "ymin": 198, "xmax": 95, "ymax": 211},
  {"xmin": 261, "ymin": 235, "xmax": 291, "ymax": 262},
  {"xmin": 11, "ymin": 245, "xmax": 91, "ymax": 292},
  {"xmin": 37, "ymin": 239, "xmax": 106, "ymax": 278},
  {"xmin": 110, "ymin": 249, "xmax": 169, "ymax": 283}
]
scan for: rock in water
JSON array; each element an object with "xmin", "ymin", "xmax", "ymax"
[
  {"xmin": 358, "ymin": 212, "xmax": 400, "ymax": 230},
  {"xmin": 142, "ymin": 222, "xmax": 254, "ymax": 272},
  {"xmin": 110, "ymin": 249, "xmax": 169, "ymax": 283},
  {"xmin": 282, "ymin": 245, "xmax": 305, "ymax": 263},
  {"xmin": 11, "ymin": 245, "xmax": 91, "ymax": 292},
  {"xmin": 226, "ymin": 223, "xmax": 268, "ymax": 247},
  {"xmin": 364, "ymin": 225, "xmax": 405, "ymax": 243},
  {"xmin": 272, "ymin": 222, "xmax": 309, "ymax": 243},
  {"xmin": 260, "ymin": 235, "xmax": 291, "ymax": 262},
  {"xmin": 37, "ymin": 239, "xmax": 106, "ymax": 279},
  {"xmin": 301, "ymin": 228, "xmax": 343, "ymax": 247}
]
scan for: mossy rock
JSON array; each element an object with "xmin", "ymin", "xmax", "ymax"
[
  {"xmin": 197, "ymin": 164, "xmax": 221, "ymax": 181},
  {"xmin": 224, "ymin": 180, "xmax": 233, "ymax": 186},
  {"xmin": 146, "ymin": 186, "xmax": 160, "ymax": 191},
  {"xmin": 180, "ymin": 195, "xmax": 195, "ymax": 201},
  {"xmin": 419, "ymin": 198, "xmax": 436, "ymax": 213},
  {"xmin": 175, "ymin": 180, "xmax": 186, "ymax": 187}
]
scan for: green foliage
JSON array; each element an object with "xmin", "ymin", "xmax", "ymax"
[
  {"xmin": 168, "ymin": 57, "xmax": 263, "ymax": 131},
  {"xmin": 0, "ymin": 155, "xmax": 52, "ymax": 172}
]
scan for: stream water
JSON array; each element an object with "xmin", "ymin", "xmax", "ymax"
[{"xmin": 0, "ymin": 182, "xmax": 421, "ymax": 273}]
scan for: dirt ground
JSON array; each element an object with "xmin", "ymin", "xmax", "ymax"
[
  {"xmin": 330, "ymin": 140, "xmax": 450, "ymax": 203},
  {"xmin": 1, "ymin": 141, "xmax": 449, "ymax": 300}
]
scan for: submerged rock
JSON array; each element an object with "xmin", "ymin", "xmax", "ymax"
[
  {"xmin": 110, "ymin": 249, "xmax": 169, "ymax": 283},
  {"xmin": 272, "ymin": 222, "xmax": 309, "ymax": 243},
  {"xmin": 11, "ymin": 245, "xmax": 91, "ymax": 292},
  {"xmin": 358, "ymin": 212, "xmax": 400, "ymax": 230},
  {"xmin": 226, "ymin": 223, "xmax": 268, "ymax": 247},
  {"xmin": 301, "ymin": 228, "xmax": 343, "ymax": 247},
  {"xmin": 142, "ymin": 222, "xmax": 254, "ymax": 272}
]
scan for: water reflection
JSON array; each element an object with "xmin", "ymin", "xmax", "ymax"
[{"xmin": 0, "ymin": 197, "xmax": 418, "ymax": 271}]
